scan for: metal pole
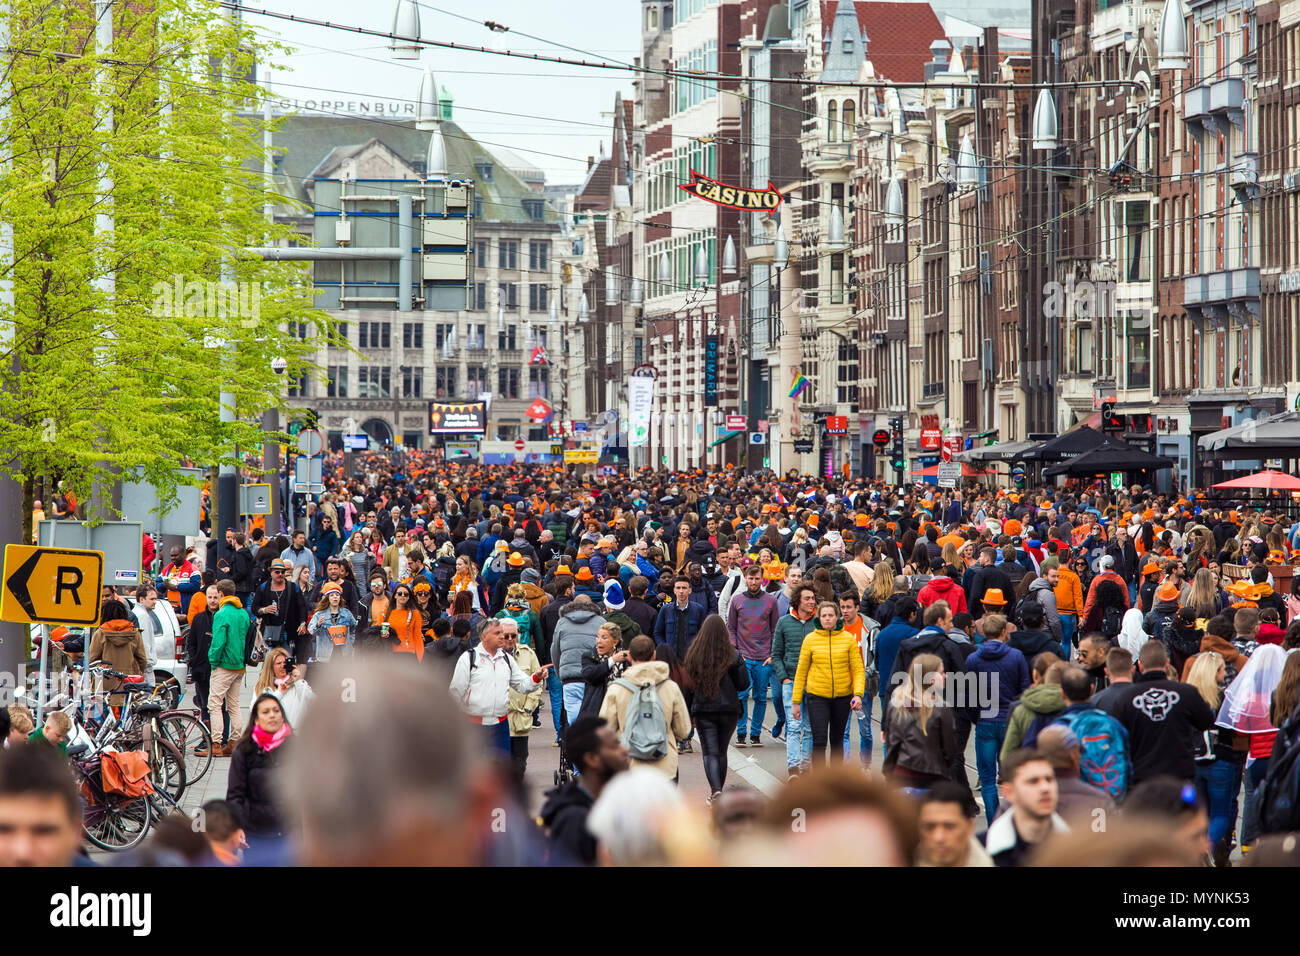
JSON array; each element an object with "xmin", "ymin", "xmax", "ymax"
[
  {"xmin": 216, "ymin": 1, "xmax": 239, "ymax": 540},
  {"xmin": 0, "ymin": 0, "xmax": 26, "ymax": 694},
  {"xmin": 36, "ymin": 624, "xmax": 49, "ymax": 721}
]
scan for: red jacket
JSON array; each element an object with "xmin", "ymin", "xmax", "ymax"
[
  {"xmin": 142, "ymin": 534, "xmax": 156, "ymax": 572},
  {"xmin": 917, "ymin": 575, "xmax": 969, "ymax": 615},
  {"xmin": 1258, "ymin": 622, "xmax": 1286, "ymax": 646}
]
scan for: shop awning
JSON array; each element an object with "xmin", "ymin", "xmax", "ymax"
[{"xmin": 709, "ymin": 430, "xmax": 744, "ymax": 449}]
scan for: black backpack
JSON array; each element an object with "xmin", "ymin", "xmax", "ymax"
[
  {"xmin": 1257, "ymin": 708, "xmax": 1300, "ymax": 835},
  {"xmin": 1012, "ymin": 591, "xmax": 1040, "ymax": 628},
  {"xmin": 1099, "ymin": 605, "xmax": 1123, "ymax": 639}
]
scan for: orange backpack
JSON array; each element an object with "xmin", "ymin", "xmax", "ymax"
[{"xmin": 100, "ymin": 750, "xmax": 155, "ymax": 797}]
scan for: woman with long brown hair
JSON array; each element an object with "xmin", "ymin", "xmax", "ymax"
[
  {"xmin": 882, "ymin": 653, "xmax": 955, "ymax": 790},
  {"xmin": 386, "ymin": 583, "xmax": 425, "ymax": 660},
  {"xmin": 682, "ymin": 614, "xmax": 750, "ymax": 803},
  {"xmin": 865, "ymin": 558, "xmax": 894, "ymax": 619},
  {"xmin": 1182, "ymin": 567, "xmax": 1223, "ymax": 620}
]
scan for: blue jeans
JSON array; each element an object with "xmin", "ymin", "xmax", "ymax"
[
  {"xmin": 546, "ymin": 670, "xmax": 563, "ymax": 739},
  {"xmin": 781, "ymin": 681, "xmax": 812, "ymax": 772},
  {"xmin": 1242, "ymin": 758, "xmax": 1268, "ymax": 846},
  {"xmin": 770, "ymin": 670, "xmax": 786, "ymax": 732},
  {"xmin": 736, "ymin": 658, "xmax": 771, "ymax": 740},
  {"xmin": 562, "ymin": 681, "xmax": 585, "ymax": 727},
  {"xmin": 1060, "ymin": 613, "xmax": 1078, "ymax": 649},
  {"xmin": 1128, "ymin": 580, "xmax": 1138, "ymax": 606},
  {"xmin": 843, "ymin": 696, "xmax": 872, "ymax": 765},
  {"xmin": 482, "ymin": 719, "xmax": 510, "ymax": 756},
  {"xmin": 1196, "ymin": 759, "xmax": 1244, "ymax": 854},
  {"xmin": 975, "ymin": 719, "xmax": 1008, "ymax": 827}
]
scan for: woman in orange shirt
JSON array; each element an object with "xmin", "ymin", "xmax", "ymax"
[{"xmin": 386, "ymin": 583, "xmax": 425, "ymax": 661}]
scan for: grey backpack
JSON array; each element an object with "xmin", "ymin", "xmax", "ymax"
[{"xmin": 614, "ymin": 678, "xmax": 669, "ymax": 760}]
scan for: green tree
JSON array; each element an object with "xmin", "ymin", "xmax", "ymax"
[{"xmin": 0, "ymin": 0, "xmax": 337, "ymax": 542}]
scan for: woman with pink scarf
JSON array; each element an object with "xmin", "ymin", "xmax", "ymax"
[{"xmin": 227, "ymin": 692, "xmax": 294, "ymax": 843}]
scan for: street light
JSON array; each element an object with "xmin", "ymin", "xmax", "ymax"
[
  {"xmin": 658, "ymin": 251, "xmax": 671, "ymax": 291},
  {"xmin": 773, "ymin": 225, "xmax": 788, "ymax": 269},
  {"xmin": 605, "ymin": 269, "xmax": 620, "ymax": 305},
  {"xmin": 722, "ymin": 234, "xmax": 738, "ymax": 275},
  {"xmin": 827, "ymin": 203, "xmax": 845, "ymax": 251},
  {"xmin": 884, "ymin": 177, "xmax": 904, "ymax": 229},
  {"xmin": 390, "ymin": 0, "xmax": 422, "ymax": 59},
  {"xmin": 1157, "ymin": 0, "xmax": 1190, "ymax": 70},
  {"xmin": 416, "ymin": 66, "xmax": 439, "ymax": 130},
  {"xmin": 425, "ymin": 122, "xmax": 449, "ymax": 178},
  {"xmin": 1032, "ymin": 89, "xmax": 1058, "ymax": 151},
  {"xmin": 957, "ymin": 134, "xmax": 979, "ymax": 189},
  {"xmin": 578, "ymin": 292, "xmax": 590, "ymax": 323},
  {"xmin": 629, "ymin": 277, "xmax": 643, "ymax": 307},
  {"xmin": 694, "ymin": 244, "xmax": 709, "ymax": 288}
]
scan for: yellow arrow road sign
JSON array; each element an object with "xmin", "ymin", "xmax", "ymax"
[{"xmin": 1, "ymin": 545, "xmax": 104, "ymax": 626}]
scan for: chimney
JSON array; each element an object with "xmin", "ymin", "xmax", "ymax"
[
  {"xmin": 587, "ymin": 155, "xmax": 595, "ymax": 171},
  {"xmin": 924, "ymin": 39, "xmax": 951, "ymax": 80}
]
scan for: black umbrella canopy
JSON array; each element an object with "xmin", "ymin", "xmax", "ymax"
[
  {"xmin": 1042, "ymin": 439, "xmax": 1173, "ymax": 477},
  {"xmin": 1021, "ymin": 425, "xmax": 1108, "ymax": 462}
]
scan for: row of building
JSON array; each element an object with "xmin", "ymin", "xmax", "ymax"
[{"xmin": 275, "ymin": 0, "xmax": 1300, "ymax": 488}]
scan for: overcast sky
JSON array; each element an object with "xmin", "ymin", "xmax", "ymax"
[{"xmin": 245, "ymin": 0, "xmax": 638, "ymax": 185}]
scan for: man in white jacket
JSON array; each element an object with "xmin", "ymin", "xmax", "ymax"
[{"xmin": 450, "ymin": 618, "xmax": 550, "ymax": 756}]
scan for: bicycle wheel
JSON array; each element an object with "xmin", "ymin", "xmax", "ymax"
[
  {"xmin": 80, "ymin": 771, "xmax": 152, "ymax": 853},
  {"xmin": 150, "ymin": 736, "xmax": 187, "ymax": 805},
  {"xmin": 158, "ymin": 712, "xmax": 212, "ymax": 784}
]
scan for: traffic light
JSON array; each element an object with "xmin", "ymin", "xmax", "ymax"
[{"xmin": 890, "ymin": 417, "xmax": 905, "ymax": 480}]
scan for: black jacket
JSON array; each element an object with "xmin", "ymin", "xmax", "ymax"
[
  {"xmin": 1112, "ymin": 671, "xmax": 1216, "ymax": 784},
  {"xmin": 186, "ymin": 609, "xmax": 215, "ymax": 679},
  {"xmin": 539, "ymin": 780, "xmax": 597, "ymax": 865},
  {"xmin": 882, "ymin": 700, "xmax": 956, "ymax": 779},
  {"xmin": 250, "ymin": 582, "xmax": 308, "ymax": 641},
  {"xmin": 689, "ymin": 651, "xmax": 751, "ymax": 716},
  {"xmin": 968, "ymin": 564, "xmax": 1013, "ymax": 618},
  {"xmin": 623, "ymin": 597, "xmax": 659, "ymax": 639},
  {"xmin": 1007, "ymin": 629, "xmax": 1065, "ymax": 663},
  {"xmin": 895, "ymin": 627, "xmax": 971, "ymax": 678},
  {"xmin": 226, "ymin": 738, "xmax": 289, "ymax": 837},
  {"xmin": 1107, "ymin": 540, "xmax": 1140, "ymax": 584},
  {"xmin": 310, "ymin": 577, "xmax": 360, "ymax": 619},
  {"xmin": 538, "ymin": 595, "xmax": 568, "ymax": 667}
]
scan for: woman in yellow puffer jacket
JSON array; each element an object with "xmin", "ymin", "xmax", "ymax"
[{"xmin": 791, "ymin": 602, "xmax": 866, "ymax": 764}]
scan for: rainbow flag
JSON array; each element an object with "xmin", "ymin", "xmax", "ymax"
[{"xmin": 788, "ymin": 370, "xmax": 810, "ymax": 399}]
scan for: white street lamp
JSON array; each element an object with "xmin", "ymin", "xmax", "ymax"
[
  {"xmin": 629, "ymin": 277, "xmax": 643, "ymax": 307},
  {"xmin": 884, "ymin": 177, "xmax": 904, "ymax": 229},
  {"xmin": 773, "ymin": 225, "xmax": 788, "ymax": 270},
  {"xmin": 722, "ymin": 234, "xmax": 738, "ymax": 275},
  {"xmin": 694, "ymin": 245, "xmax": 709, "ymax": 288},
  {"xmin": 827, "ymin": 204, "xmax": 845, "ymax": 251},
  {"xmin": 605, "ymin": 270, "xmax": 620, "ymax": 305},
  {"xmin": 658, "ymin": 251, "xmax": 671, "ymax": 289},
  {"xmin": 1157, "ymin": 0, "xmax": 1190, "ymax": 71},
  {"xmin": 390, "ymin": 0, "xmax": 422, "ymax": 59},
  {"xmin": 578, "ymin": 292, "xmax": 590, "ymax": 323},
  {"xmin": 1032, "ymin": 89, "xmax": 1058, "ymax": 151}
]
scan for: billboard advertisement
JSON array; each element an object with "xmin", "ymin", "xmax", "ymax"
[{"xmin": 428, "ymin": 401, "xmax": 487, "ymax": 435}]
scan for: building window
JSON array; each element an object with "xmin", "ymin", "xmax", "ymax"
[
  {"xmin": 474, "ymin": 161, "xmax": 494, "ymax": 182},
  {"xmin": 498, "ymin": 240, "xmax": 519, "ymax": 270},
  {"xmin": 434, "ymin": 323, "xmax": 456, "ymax": 348},
  {"xmin": 435, "ymin": 366, "xmax": 457, "ymax": 398},
  {"xmin": 402, "ymin": 366, "xmax": 423, "ymax": 398},
  {"xmin": 473, "ymin": 195, "xmax": 483, "ymax": 219},
  {"xmin": 474, "ymin": 283, "xmax": 486, "ymax": 310},
  {"xmin": 522, "ymin": 199, "xmax": 545, "ymax": 221},
  {"xmin": 528, "ymin": 240, "xmax": 548, "ymax": 271},
  {"xmin": 528, "ymin": 284, "xmax": 549, "ymax": 312},
  {"xmin": 402, "ymin": 322, "xmax": 423, "ymax": 349},
  {"xmin": 289, "ymin": 321, "xmax": 309, "ymax": 340},
  {"xmin": 497, "ymin": 367, "xmax": 520, "ymax": 398},
  {"xmin": 501, "ymin": 282, "xmax": 518, "ymax": 310},
  {"xmin": 467, "ymin": 323, "xmax": 486, "ymax": 349},
  {"xmin": 830, "ymin": 254, "xmax": 844, "ymax": 304},
  {"xmin": 475, "ymin": 240, "xmax": 487, "ymax": 268},
  {"xmin": 498, "ymin": 324, "xmax": 518, "ymax": 351},
  {"xmin": 466, "ymin": 366, "xmax": 487, "ymax": 398},
  {"xmin": 842, "ymin": 100, "xmax": 855, "ymax": 143},
  {"xmin": 287, "ymin": 373, "xmax": 307, "ymax": 398},
  {"xmin": 357, "ymin": 321, "xmax": 391, "ymax": 349},
  {"xmin": 528, "ymin": 366, "xmax": 549, "ymax": 398},
  {"xmin": 358, "ymin": 366, "xmax": 391, "ymax": 398},
  {"xmin": 327, "ymin": 365, "xmax": 348, "ymax": 398}
]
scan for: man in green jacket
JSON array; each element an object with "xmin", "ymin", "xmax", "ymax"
[
  {"xmin": 208, "ymin": 579, "xmax": 250, "ymax": 756},
  {"xmin": 772, "ymin": 585, "xmax": 817, "ymax": 777}
]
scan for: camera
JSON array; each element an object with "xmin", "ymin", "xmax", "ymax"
[
  {"xmin": 271, "ymin": 356, "xmax": 288, "ymax": 375},
  {"xmin": 282, "ymin": 655, "xmax": 296, "ymax": 673}
]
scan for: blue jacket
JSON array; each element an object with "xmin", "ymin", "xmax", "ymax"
[
  {"xmin": 875, "ymin": 618, "xmax": 919, "ymax": 698},
  {"xmin": 690, "ymin": 580, "xmax": 718, "ymax": 616},
  {"xmin": 653, "ymin": 599, "xmax": 707, "ymax": 659},
  {"xmin": 962, "ymin": 640, "xmax": 1030, "ymax": 721}
]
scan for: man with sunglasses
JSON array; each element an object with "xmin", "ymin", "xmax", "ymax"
[{"xmin": 252, "ymin": 559, "xmax": 310, "ymax": 661}]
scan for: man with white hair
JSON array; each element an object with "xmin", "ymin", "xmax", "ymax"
[
  {"xmin": 450, "ymin": 618, "xmax": 550, "ymax": 756},
  {"xmin": 585, "ymin": 767, "xmax": 684, "ymax": 866}
]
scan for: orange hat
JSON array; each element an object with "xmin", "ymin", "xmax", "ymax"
[
  {"xmin": 855, "ymin": 514, "xmax": 870, "ymax": 527},
  {"xmin": 1004, "ymin": 519, "xmax": 1022, "ymax": 536},
  {"xmin": 495, "ymin": 541, "xmax": 509, "ymax": 552},
  {"xmin": 763, "ymin": 560, "xmax": 788, "ymax": 581},
  {"xmin": 1141, "ymin": 561, "xmax": 1161, "ymax": 576},
  {"xmin": 1155, "ymin": 582, "xmax": 1179, "ymax": 602},
  {"xmin": 321, "ymin": 581, "xmax": 343, "ymax": 595},
  {"xmin": 412, "ymin": 580, "xmax": 432, "ymax": 594},
  {"xmin": 807, "ymin": 515, "xmax": 819, "ymax": 528},
  {"xmin": 1268, "ymin": 549, "xmax": 1286, "ymax": 564},
  {"xmin": 982, "ymin": 588, "xmax": 1007, "ymax": 607},
  {"xmin": 1142, "ymin": 509, "xmax": 1155, "ymax": 520},
  {"xmin": 575, "ymin": 566, "xmax": 595, "ymax": 581},
  {"xmin": 555, "ymin": 565, "xmax": 574, "ymax": 577},
  {"xmin": 507, "ymin": 551, "xmax": 525, "ymax": 567}
]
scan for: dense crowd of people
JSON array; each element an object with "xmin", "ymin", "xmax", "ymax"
[{"xmin": 5, "ymin": 452, "xmax": 1300, "ymax": 868}]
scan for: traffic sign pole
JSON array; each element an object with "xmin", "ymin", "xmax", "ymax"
[{"xmin": 36, "ymin": 623, "xmax": 49, "ymax": 720}]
